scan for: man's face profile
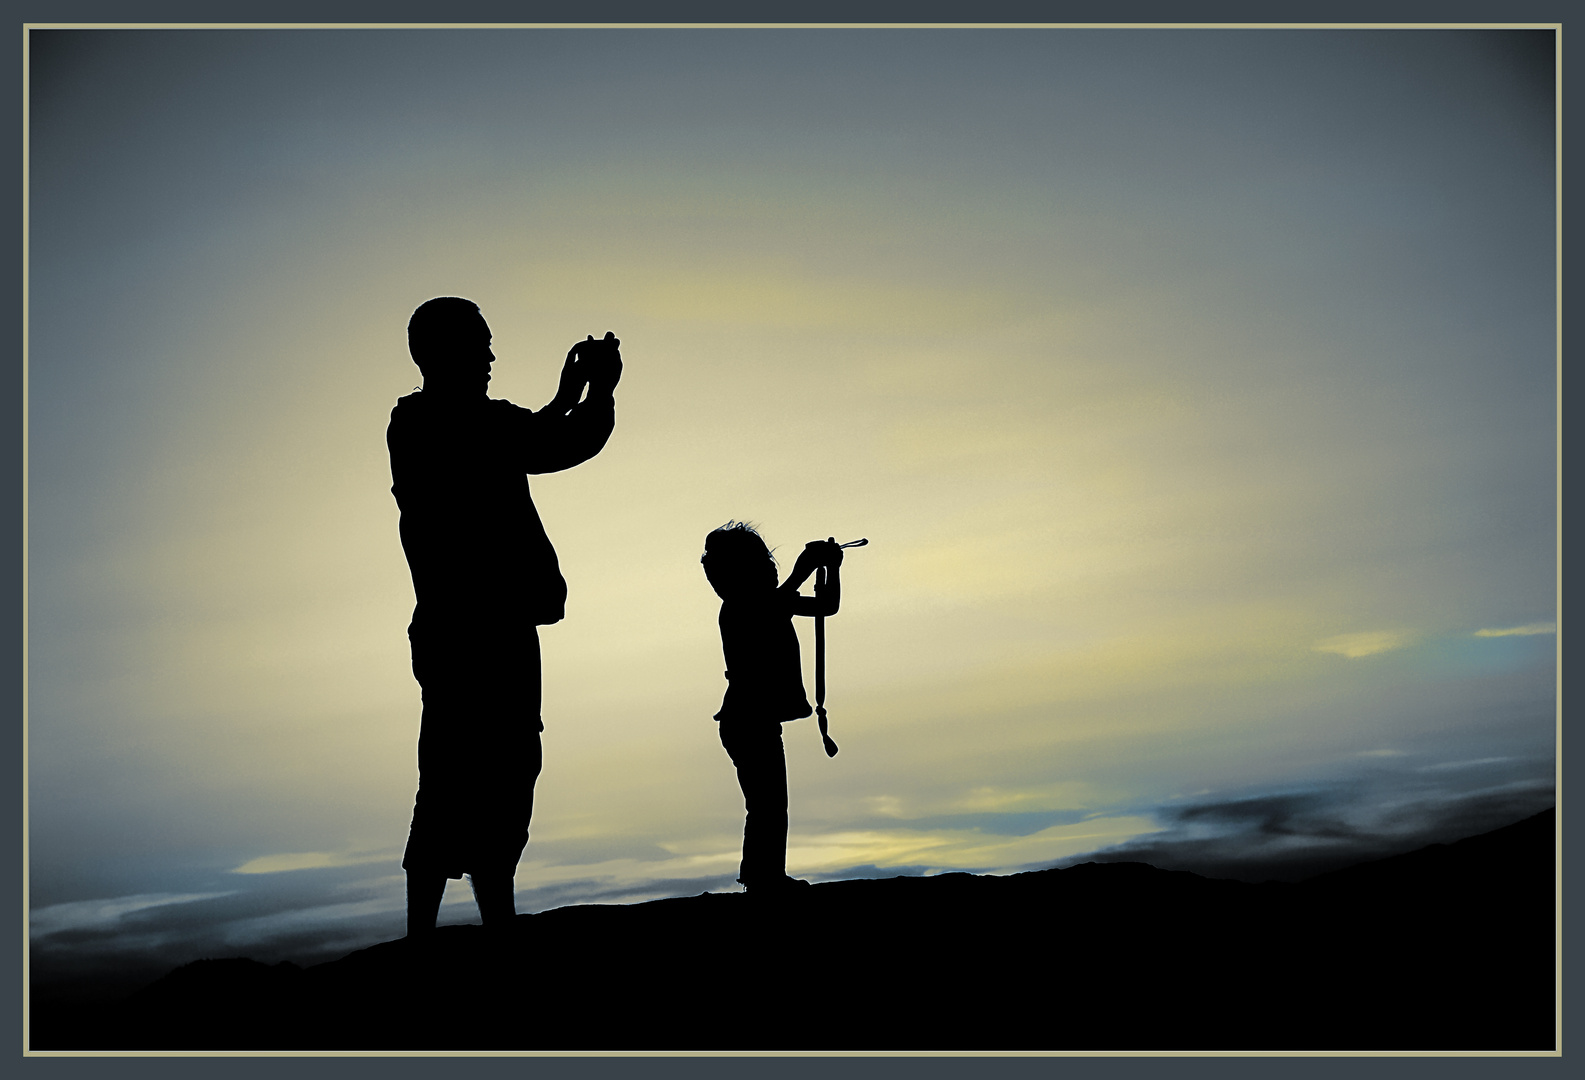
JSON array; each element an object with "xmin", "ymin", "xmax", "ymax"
[{"xmin": 417, "ymin": 308, "xmax": 495, "ymax": 398}]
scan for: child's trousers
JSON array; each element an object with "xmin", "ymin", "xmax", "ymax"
[{"xmin": 717, "ymin": 717, "xmax": 790, "ymax": 886}]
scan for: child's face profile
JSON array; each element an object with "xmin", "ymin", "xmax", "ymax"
[{"xmin": 702, "ymin": 541, "xmax": 778, "ymax": 600}]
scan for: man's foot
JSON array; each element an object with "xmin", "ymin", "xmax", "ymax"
[
  {"xmin": 743, "ymin": 875, "xmax": 811, "ymax": 896},
  {"xmin": 406, "ymin": 872, "xmax": 447, "ymax": 938}
]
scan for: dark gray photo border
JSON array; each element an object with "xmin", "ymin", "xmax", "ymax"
[{"xmin": 10, "ymin": 1, "xmax": 1572, "ymax": 1076}]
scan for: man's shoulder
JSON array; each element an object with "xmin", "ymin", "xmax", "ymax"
[
  {"xmin": 390, "ymin": 390, "xmax": 427, "ymax": 419},
  {"xmin": 485, "ymin": 397, "xmax": 533, "ymax": 418},
  {"xmin": 389, "ymin": 392, "xmax": 530, "ymax": 423},
  {"xmin": 388, "ymin": 392, "xmax": 416, "ymax": 438}
]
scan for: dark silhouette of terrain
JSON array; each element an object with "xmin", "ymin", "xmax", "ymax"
[{"xmin": 30, "ymin": 809, "xmax": 1554, "ymax": 1051}]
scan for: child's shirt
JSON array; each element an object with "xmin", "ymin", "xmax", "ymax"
[{"xmin": 714, "ymin": 591, "xmax": 814, "ymax": 723}]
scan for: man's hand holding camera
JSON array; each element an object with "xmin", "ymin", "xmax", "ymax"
[
  {"xmin": 549, "ymin": 331, "xmax": 623, "ymax": 414},
  {"xmin": 581, "ymin": 331, "xmax": 623, "ymax": 400}
]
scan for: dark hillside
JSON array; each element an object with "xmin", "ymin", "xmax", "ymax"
[{"xmin": 30, "ymin": 809, "xmax": 1554, "ymax": 1051}]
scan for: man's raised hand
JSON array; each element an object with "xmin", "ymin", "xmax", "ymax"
[
  {"xmin": 581, "ymin": 331, "xmax": 623, "ymax": 398},
  {"xmin": 550, "ymin": 343, "xmax": 589, "ymax": 412}
]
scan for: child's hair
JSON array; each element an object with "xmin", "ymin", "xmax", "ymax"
[{"xmin": 701, "ymin": 521, "xmax": 776, "ymax": 597}]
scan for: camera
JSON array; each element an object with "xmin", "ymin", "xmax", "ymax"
[{"xmin": 574, "ymin": 332, "xmax": 622, "ymax": 387}]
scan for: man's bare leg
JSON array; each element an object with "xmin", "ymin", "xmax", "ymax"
[
  {"xmin": 407, "ymin": 873, "xmax": 446, "ymax": 937},
  {"xmin": 470, "ymin": 873, "xmax": 517, "ymax": 927}
]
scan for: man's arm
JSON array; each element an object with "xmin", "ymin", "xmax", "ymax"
[
  {"xmin": 514, "ymin": 334, "xmax": 622, "ymax": 474},
  {"xmin": 542, "ymin": 332, "xmax": 622, "ymax": 414}
]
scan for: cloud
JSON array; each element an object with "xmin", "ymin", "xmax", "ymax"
[
  {"xmin": 945, "ymin": 782, "xmax": 1107, "ymax": 815},
  {"xmin": 785, "ymin": 815, "xmax": 1161, "ymax": 876},
  {"xmin": 211, "ymin": 896, "xmax": 406, "ymax": 951},
  {"xmin": 30, "ymin": 892, "xmax": 237, "ymax": 939},
  {"xmin": 1313, "ymin": 630, "xmax": 1414, "ymax": 658},
  {"xmin": 1419, "ymin": 757, "xmax": 1514, "ymax": 772},
  {"xmin": 27, "ymin": 868, "xmax": 417, "ymax": 996},
  {"xmin": 534, "ymin": 813, "xmax": 1160, "ymax": 898},
  {"xmin": 231, "ymin": 850, "xmax": 395, "ymax": 875},
  {"xmin": 1063, "ymin": 768, "xmax": 1555, "ymax": 883},
  {"xmin": 1473, "ymin": 622, "xmax": 1556, "ymax": 637}
]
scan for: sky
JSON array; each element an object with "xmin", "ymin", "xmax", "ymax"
[{"xmin": 26, "ymin": 27, "xmax": 1556, "ymax": 994}]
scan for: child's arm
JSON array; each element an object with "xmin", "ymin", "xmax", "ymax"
[{"xmin": 782, "ymin": 540, "xmax": 841, "ymax": 617}]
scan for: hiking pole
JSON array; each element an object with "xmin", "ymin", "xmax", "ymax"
[{"xmin": 815, "ymin": 537, "xmax": 868, "ymax": 758}]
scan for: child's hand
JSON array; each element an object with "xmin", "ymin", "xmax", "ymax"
[{"xmin": 802, "ymin": 539, "xmax": 843, "ymax": 568}]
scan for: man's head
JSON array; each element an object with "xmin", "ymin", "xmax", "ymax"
[
  {"xmin": 408, "ymin": 297, "xmax": 494, "ymax": 397},
  {"xmin": 701, "ymin": 522, "xmax": 778, "ymax": 600}
]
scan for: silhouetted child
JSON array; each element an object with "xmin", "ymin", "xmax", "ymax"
[{"xmin": 701, "ymin": 523, "xmax": 842, "ymax": 895}]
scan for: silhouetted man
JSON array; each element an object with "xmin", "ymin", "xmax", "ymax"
[{"xmin": 389, "ymin": 296, "xmax": 621, "ymax": 935}]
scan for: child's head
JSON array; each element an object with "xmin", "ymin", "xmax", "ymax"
[{"xmin": 701, "ymin": 521, "xmax": 777, "ymax": 600}]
